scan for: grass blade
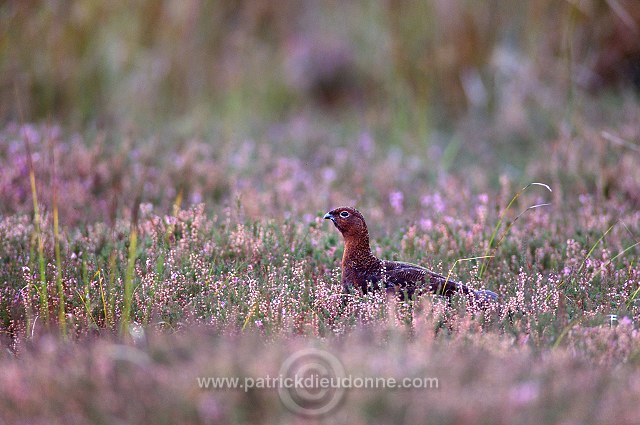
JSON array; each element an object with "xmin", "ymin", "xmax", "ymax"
[
  {"xmin": 49, "ymin": 127, "xmax": 66, "ymax": 336},
  {"xmin": 479, "ymin": 183, "xmax": 552, "ymax": 279}
]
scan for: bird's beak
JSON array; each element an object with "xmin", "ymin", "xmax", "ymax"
[{"xmin": 324, "ymin": 211, "xmax": 340, "ymax": 231}]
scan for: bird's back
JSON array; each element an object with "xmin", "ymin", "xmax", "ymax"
[{"xmin": 381, "ymin": 260, "xmax": 497, "ymax": 302}]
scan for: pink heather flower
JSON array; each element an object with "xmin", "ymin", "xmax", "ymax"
[
  {"xmin": 421, "ymin": 192, "xmax": 445, "ymax": 213},
  {"xmin": 322, "ymin": 167, "xmax": 336, "ymax": 183},
  {"xmin": 190, "ymin": 192, "xmax": 203, "ymax": 204},
  {"xmin": 509, "ymin": 381, "xmax": 540, "ymax": 406},
  {"xmin": 389, "ymin": 191, "xmax": 404, "ymax": 214},
  {"xmin": 419, "ymin": 218, "xmax": 433, "ymax": 231},
  {"xmin": 620, "ymin": 316, "xmax": 633, "ymax": 326},
  {"xmin": 20, "ymin": 124, "xmax": 40, "ymax": 145},
  {"xmin": 358, "ymin": 131, "xmax": 374, "ymax": 155}
]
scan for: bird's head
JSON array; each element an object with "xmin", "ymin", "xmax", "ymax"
[{"xmin": 323, "ymin": 206, "xmax": 368, "ymax": 239}]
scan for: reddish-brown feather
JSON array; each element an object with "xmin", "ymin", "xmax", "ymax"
[{"xmin": 324, "ymin": 206, "xmax": 498, "ymax": 303}]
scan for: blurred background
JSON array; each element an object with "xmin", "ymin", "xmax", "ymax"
[{"xmin": 1, "ymin": 0, "xmax": 639, "ymax": 222}]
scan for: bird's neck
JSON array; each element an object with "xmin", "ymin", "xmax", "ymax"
[{"xmin": 342, "ymin": 233, "xmax": 378, "ymax": 267}]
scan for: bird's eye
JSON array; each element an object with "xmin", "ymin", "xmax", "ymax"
[{"xmin": 339, "ymin": 211, "xmax": 350, "ymax": 218}]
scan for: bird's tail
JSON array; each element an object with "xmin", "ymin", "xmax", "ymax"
[
  {"xmin": 473, "ymin": 289, "xmax": 498, "ymax": 303},
  {"xmin": 428, "ymin": 273, "xmax": 498, "ymax": 303}
]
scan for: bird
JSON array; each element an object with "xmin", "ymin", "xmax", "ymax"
[{"xmin": 323, "ymin": 206, "xmax": 498, "ymax": 304}]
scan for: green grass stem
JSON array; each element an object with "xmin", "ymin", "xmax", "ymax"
[{"xmin": 478, "ymin": 182, "xmax": 552, "ymax": 279}]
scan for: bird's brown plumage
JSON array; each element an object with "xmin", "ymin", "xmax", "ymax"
[{"xmin": 323, "ymin": 206, "xmax": 498, "ymax": 303}]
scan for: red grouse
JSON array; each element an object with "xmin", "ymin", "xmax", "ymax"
[{"xmin": 324, "ymin": 206, "xmax": 498, "ymax": 303}]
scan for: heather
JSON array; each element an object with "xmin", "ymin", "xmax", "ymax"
[{"xmin": 1, "ymin": 2, "xmax": 640, "ymax": 424}]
